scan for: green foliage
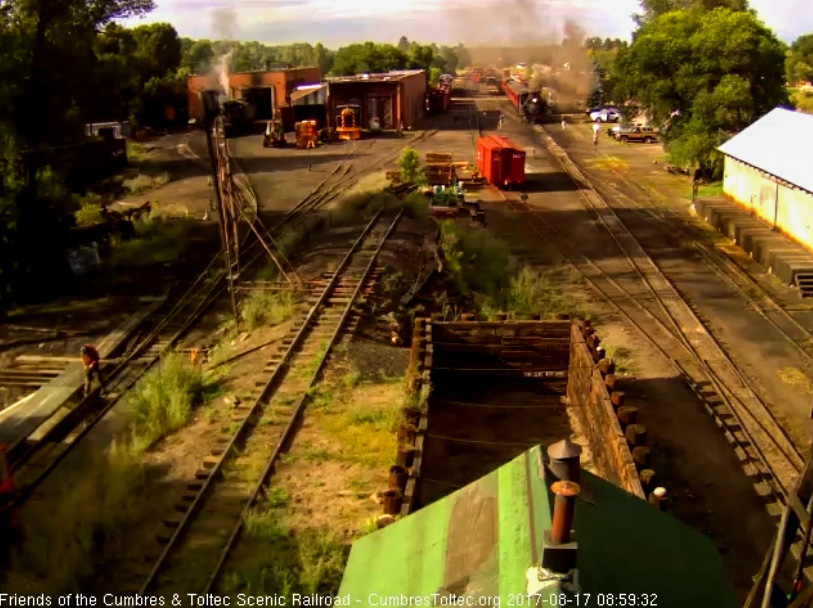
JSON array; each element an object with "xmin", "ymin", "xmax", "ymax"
[
  {"xmin": 397, "ymin": 147, "xmax": 423, "ymax": 184},
  {"xmin": 6, "ymin": 442, "xmax": 148, "ymax": 593},
  {"xmin": 109, "ymin": 216, "xmax": 194, "ymax": 269},
  {"xmin": 787, "ymin": 34, "xmax": 813, "ymax": 84},
  {"xmin": 428, "ymin": 67, "xmax": 442, "ymax": 88},
  {"xmin": 73, "ymin": 194, "xmax": 106, "ymax": 226},
  {"xmin": 222, "ymin": 525, "xmax": 347, "ymax": 597},
  {"xmin": 792, "ymin": 89, "xmax": 813, "ymax": 115},
  {"xmin": 403, "ymin": 192, "xmax": 430, "ymax": 219},
  {"xmin": 439, "ymin": 221, "xmax": 511, "ymax": 300},
  {"xmin": 240, "ymin": 290, "xmax": 296, "ymax": 330},
  {"xmin": 329, "ymin": 40, "xmax": 465, "ymax": 77},
  {"xmin": 124, "ymin": 352, "xmax": 211, "ymax": 453},
  {"xmin": 633, "ymin": 0, "xmax": 750, "ymax": 24},
  {"xmin": 615, "ymin": 8, "xmax": 787, "ymax": 172}
]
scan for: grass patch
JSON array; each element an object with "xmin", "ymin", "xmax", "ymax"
[
  {"xmin": 683, "ymin": 181, "xmax": 724, "ymax": 200},
  {"xmin": 123, "ymin": 171, "xmax": 171, "ymax": 195},
  {"xmin": 588, "ymin": 155, "xmax": 629, "ymax": 173},
  {"xmin": 604, "ymin": 344, "xmax": 633, "ymax": 374},
  {"xmin": 342, "ymin": 172, "xmax": 392, "ymax": 199},
  {"xmin": 503, "ymin": 265, "xmax": 592, "ymax": 319},
  {"xmin": 240, "ymin": 290, "xmax": 296, "ymax": 330},
  {"xmin": 109, "ymin": 215, "xmax": 195, "ymax": 269},
  {"xmin": 124, "ymin": 352, "xmax": 218, "ymax": 453},
  {"xmin": 6, "ymin": 443, "xmax": 148, "ymax": 593},
  {"xmin": 221, "ymin": 523, "xmax": 347, "ymax": 597},
  {"xmin": 342, "ymin": 367, "xmax": 361, "ymax": 388},
  {"xmin": 778, "ymin": 366, "xmax": 813, "ymax": 394},
  {"xmin": 316, "ymin": 382, "xmax": 402, "ymax": 468}
]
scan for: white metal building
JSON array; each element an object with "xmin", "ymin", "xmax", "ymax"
[{"xmin": 718, "ymin": 108, "xmax": 813, "ymax": 251}]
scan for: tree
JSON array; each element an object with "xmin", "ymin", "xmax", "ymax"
[
  {"xmin": 397, "ymin": 36, "xmax": 409, "ymax": 52},
  {"xmin": 787, "ymin": 33, "xmax": 813, "ymax": 84},
  {"xmin": 182, "ymin": 38, "xmax": 214, "ymax": 73},
  {"xmin": 633, "ymin": 0, "xmax": 750, "ymax": 24},
  {"xmin": 615, "ymin": 8, "xmax": 787, "ymax": 172},
  {"xmin": 398, "ymin": 147, "xmax": 423, "ymax": 184}
]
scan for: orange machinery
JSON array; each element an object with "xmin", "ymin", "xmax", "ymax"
[
  {"xmin": 335, "ymin": 105, "xmax": 361, "ymax": 141},
  {"xmin": 295, "ymin": 120, "xmax": 319, "ymax": 149}
]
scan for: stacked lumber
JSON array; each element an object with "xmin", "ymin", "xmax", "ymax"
[{"xmin": 425, "ymin": 152, "xmax": 453, "ymax": 186}]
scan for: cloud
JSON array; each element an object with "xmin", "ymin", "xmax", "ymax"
[{"xmin": 120, "ymin": 0, "xmax": 812, "ymax": 45}]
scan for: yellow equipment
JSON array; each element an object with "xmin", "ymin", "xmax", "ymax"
[
  {"xmin": 295, "ymin": 120, "xmax": 319, "ymax": 149},
  {"xmin": 335, "ymin": 105, "xmax": 361, "ymax": 141},
  {"xmin": 262, "ymin": 111, "xmax": 286, "ymax": 147}
]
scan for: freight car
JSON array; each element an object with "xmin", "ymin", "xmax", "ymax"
[
  {"xmin": 502, "ymin": 79, "xmax": 547, "ymax": 124},
  {"xmin": 425, "ymin": 82, "xmax": 452, "ymax": 114},
  {"xmin": 475, "ymin": 135, "xmax": 526, "ymax": 190}
]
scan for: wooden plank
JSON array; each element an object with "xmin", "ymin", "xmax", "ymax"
[{"xmin": 0, "ymin": 296, "xmax": 167, "ymax": 447}]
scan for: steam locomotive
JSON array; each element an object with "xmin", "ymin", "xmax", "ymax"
[{"xmin": 502, "ymin": 79, "xmax": 549, "ymax": 124}]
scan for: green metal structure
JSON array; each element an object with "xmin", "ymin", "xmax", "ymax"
[{"xmin": 339, "ymin": 445, "xmax": 736, "ymax": 608}]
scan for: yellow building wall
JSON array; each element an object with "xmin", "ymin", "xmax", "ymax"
[{"xmin": 723, "ymin": 156, "xmax": 813, "ymax": 253}]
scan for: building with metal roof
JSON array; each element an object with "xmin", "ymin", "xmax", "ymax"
[
  {"xmin": 339, "ymin": 444, "xmax": 736, "ymax": 608},
  {"xmin": 718, "ymin": 108, "xmax": 813, "ymax": 252}
]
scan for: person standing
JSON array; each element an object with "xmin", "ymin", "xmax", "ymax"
[
  {"xmin": 80, "ymin": 345, "xmax": 105, "ymax": 397},
  {"xmin": 561, "ymin": 115, "xmax": 567, "ymax": 130},
  {"xmin": 592, "ymin": 120, "xmax": 601, "ymax": 146}
]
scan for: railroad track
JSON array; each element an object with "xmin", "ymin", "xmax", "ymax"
[
  {"xmin": 570, "ymin": 150, "xmax": 813, "ymax": 367},
  {"xmin": 5, "ymin": 127, "xmax": 427, "ymax": 510},
  {"xmin": 276, "ymin": 129, "xmax": 439, "ymax": 230},
  {"xmin": 8, "ymin": 250, "xmax": 234, "ymax": 505},
  {"xmin": 488, "ymin": 118, "xmax": 804, "ymax": 510},
  {"xmin": 133, "ymin": 209, "xmax": 401, "ymax": 595},
  {"xmin": 466, "ymin": 96, "xmax": 804, "ymax": 504}
]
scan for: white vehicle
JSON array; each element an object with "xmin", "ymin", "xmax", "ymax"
[{"xmin": 589, "ymin": 107, "xmax": 621, "ymax": 123}]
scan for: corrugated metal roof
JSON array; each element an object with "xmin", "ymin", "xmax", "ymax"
[
  {"xmin": 324, "ymin": 69, "xmax": 425, "ymax": 83},
  {"xmin": 718, "ymin": 107, "xmax": 813, "ymax": 194},
  {"xmin": 339, "ymin": 445, "xmax": 737, "ymax": 607}
]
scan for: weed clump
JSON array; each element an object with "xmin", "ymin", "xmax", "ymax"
[
  {"xmin": 439, "ymin": 220, "xmax": 511, "ymax": 299},
  {"xmin": 241, "ymin": 290, "xmax": 296, "ymax": 330},
  {"xmin": 124, "ymin": 352, "xmax": 207, "ymax": 453},
  {"xmin": 109, "ymin": 213, "xmax": 194, "ymax": 269},
  {"xmin": 6, "ymin": 443, "xmax": 148, "ymax": 593},
  {"xmin": 222, "ymin": 523, "xmax": 347, "ymax": 597},
  {"xmin": 73, "ymin": 193, "xmax": 106, "ymax": 226},
  {"xmin": 123, "ymin": 171, "xmax": 170, "ymax": 195}
]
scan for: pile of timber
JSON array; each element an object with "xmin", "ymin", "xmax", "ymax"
[{"xmin": 425, "ymin": 152, "xmax": 453, "ymax": 186}]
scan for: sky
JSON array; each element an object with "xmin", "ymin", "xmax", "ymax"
[{"xmin": 120, "ymin": 0, "xmax": 813, "ymax": 47}]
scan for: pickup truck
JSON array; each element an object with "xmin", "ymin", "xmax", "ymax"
[{"xmin": 614, "ymin": 125, "xmax": 659, "ymax": 143}]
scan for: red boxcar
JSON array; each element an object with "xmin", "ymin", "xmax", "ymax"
[{"xmin": 475, "ymin": 135, "xmax": 526, "ymax": 189}]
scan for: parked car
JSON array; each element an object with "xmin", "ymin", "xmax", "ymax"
[
  {"xmin": 588, "ymin": 107, "xmax": 622, "ymax": 122},
  {"xmin": 614, "ymin": 125, "xmax": 659, "ymax": 143}
]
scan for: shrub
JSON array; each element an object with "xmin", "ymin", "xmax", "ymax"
[
  {"xmin": 397, "ymin": 147, "xmax": 423, "ymax": 184},
  {"xmin": 439, "ymin": 220, "xmax": 511, "ymax": 299},
  {"xmin": 125, "ymin": 352, "xmax": 206, "ymax": 453},
  {"xmin": 241, "ymin": 290, "xmax": 296, "ymax": 330},
  {"xmin": 73, "ymin": 195, "xmax": 105, "ymax": 226}
]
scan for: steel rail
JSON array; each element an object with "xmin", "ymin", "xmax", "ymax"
[
  {"xmin": 500, "ymin": 192, "xmax": 792, "ymax": 505},
  {"xmin": 202, "ymin": 209, "xmax": 404, "ymax": 594},
  {"xmin": 138, "ymin": 209, "xmax": 390, "ymax": 595},
  {"xmin": 473, "ymin": 97, "xmax": 802, "ymax": 500}
]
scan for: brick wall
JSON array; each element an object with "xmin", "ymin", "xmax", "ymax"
[{"xmin": 567, "ymin": 322, "xmax": 645, "ymax": 498}]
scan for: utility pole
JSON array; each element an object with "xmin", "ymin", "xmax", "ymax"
[{"xmin": 201, "ymin": 92, "xmax": 240, "ymax": 329}]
